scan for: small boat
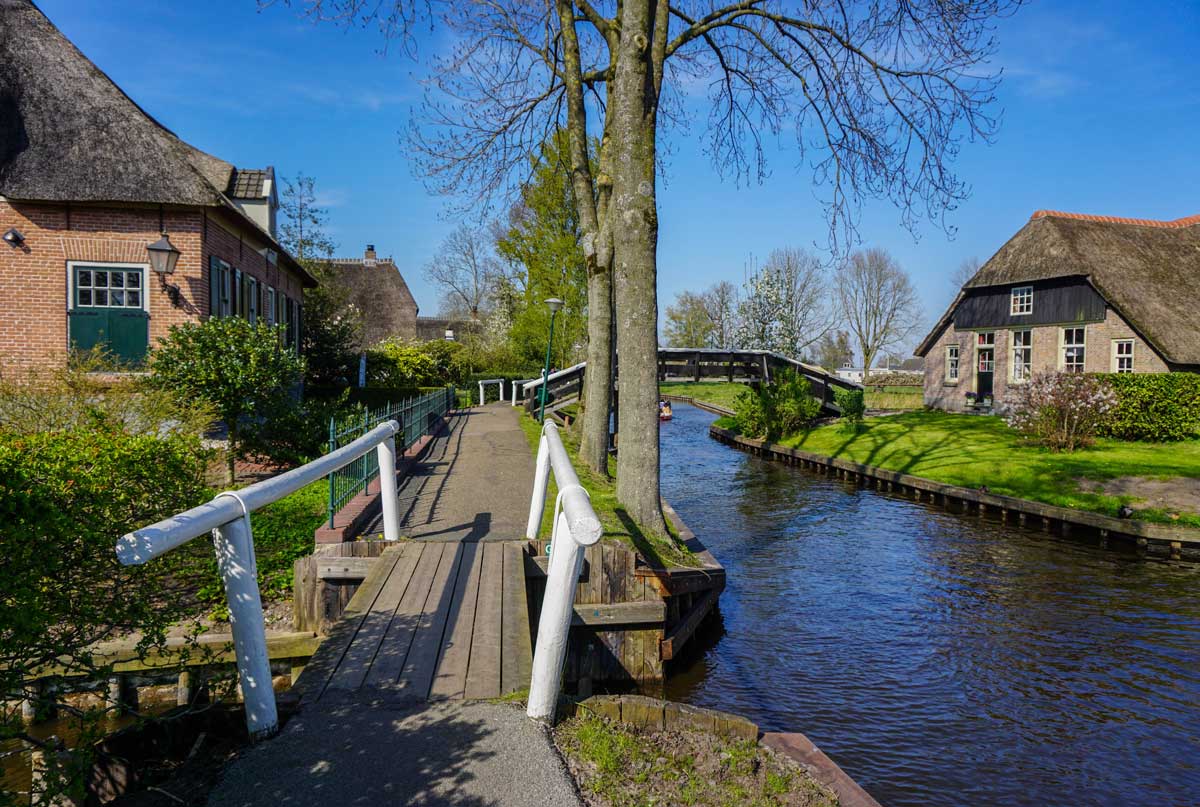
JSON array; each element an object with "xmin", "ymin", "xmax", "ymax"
[{"xmin": 659, "ymin": 413, "xmax": 673, "ymax": 421}]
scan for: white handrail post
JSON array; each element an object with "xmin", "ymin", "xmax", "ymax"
[
  {"xmin": 478, "ymin": 380, "xmax": 484, "ymax": 405},
  {"xmin": 377, "ymin": 429, "xmax": 400, "ymax": 542},
  {"xmin": 526, "ymin": 431, "xmax": 551, "ymax": 539},
  {"xmin": 527, "ymin": 511, "xmax": 584, "ymax": 723},
  {"xmin": 211, "ymin": 515, "xmax": 278, "ymax": 740}
]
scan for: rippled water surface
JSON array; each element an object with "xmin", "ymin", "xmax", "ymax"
[{"xmin": 660, "ymin": 403, "xmax": 1200, "ymax": 807}]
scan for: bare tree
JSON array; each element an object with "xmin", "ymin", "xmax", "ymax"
[
  {"xmin": 425, "ymin": 224, "xmax": 498, "ymax": 320},
  {"xmin": 835, "ymin": 248, "xmax": 923, "ymax": 383},
  {"xmin": 950, "ymin": 256, "xmax": 982, "ymax": 292},
  {"xmin": 277, "ymin": 0, "xmax": 1021, "ymax": 534},
  {"xmin": 768, "ymin": 247, "xmax": 836, "ymax": 357},
  {"xmin": 702, "ymin": 280, "xmax": 739, "ymax": 349}
]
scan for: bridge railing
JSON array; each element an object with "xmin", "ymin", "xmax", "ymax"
[
  {"xmin": 113, "ymin": 420, "xmax": 407, "ymax": 739},
  {"xmin": 524, "ymin": 421, "xmax": 603, "ymax": 722}
]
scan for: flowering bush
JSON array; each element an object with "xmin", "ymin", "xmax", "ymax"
[{"xmin": 1002, "ymin": 371, "xmax": 1116, "ymax": 451}]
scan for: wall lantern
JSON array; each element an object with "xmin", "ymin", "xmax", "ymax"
[
  {"xmin": 2, "ymin": 228, "xmax": 25, "ymax": 247},
  {"xmin": 147, "ymin": 233, "xmax": 183, "ymax": 307}
]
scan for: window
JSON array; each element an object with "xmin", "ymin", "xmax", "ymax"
[
  {"xmin": 1062, "ymin": 327, "xmax": 1086, "ymax": 372},
  {"xmin": 1113, "ymin": 339, "xmax": 1134, "ymax": 373},
  {"xmin": 1011, "ymin": 330, "xmax": 1032, "ymax": 381},
  {"xmin": 266, "ymin": 286, "xmax": 276, "ymax": 325},
  {"xmin": 68, "ymin": 263, "xmax": 149, "ymax": 365},
  {"xmin": 977, "ymin": 332, "xmax": 995, "ymax": 347},
  {"xmin": 75, "ymin": 267, "xmax": 144, "ymax": 309},
  {"xmin": 1011, "ymin": 286, "xmax": 1033, "ymax": 316},
  {"xmin": 946, "ymin": 344, "xmax": 959, "ymax": 382}
]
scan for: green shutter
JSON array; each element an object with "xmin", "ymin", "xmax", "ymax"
[{"xmin": 209, "ymin": 257, "xmax": 221, "ymax": 317}]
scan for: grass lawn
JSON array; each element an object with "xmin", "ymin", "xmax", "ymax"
[
  {"xmin": 863, "ymin": 384, "xmax": 924, "ymax": 410},
  {"xmin": 658, "ymin": 381, "xmax": 747, "ymax": 411},
  {"xmin": 517, "ymin": 411, "xmax": 697, "ymax": 567},
  {"xmin": 716, "ymin": 410, "xmax": 1200, "ymax": 529}
]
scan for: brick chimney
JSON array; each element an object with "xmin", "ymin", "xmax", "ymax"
[{"xmin": 364, "ymin": 244, "xmax": 377, "ymax": 266}]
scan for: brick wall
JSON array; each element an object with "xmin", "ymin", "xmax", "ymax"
[
  {"xmin": 0, "ymin": 200, "xmax": 307, "ymax": 371},
  {"xmin": 923, "ymin": 306, "xmax": 1169, "ymax": 411}
]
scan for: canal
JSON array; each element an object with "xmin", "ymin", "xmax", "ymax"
[{"xmin": 661, "ymin": 403, "xmax": 1200, "ymax": 807}]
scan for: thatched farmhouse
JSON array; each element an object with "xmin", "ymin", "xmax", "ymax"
[
  {"xmin": 916, "ymin": 209, "xmax": 1200, "ymax": 412},
  {"xmin": 0, "ymin": 0, "xmax": 314, "ymax": 369},
  {"xmin": 328, "ymin": 245, "xmax": 420, "ymax": 346}
]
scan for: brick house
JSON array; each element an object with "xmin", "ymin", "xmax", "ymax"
[
  {"xmin": 0, "ymin": 0, "xmax": 314, "ymax": 370},
  {"xmin": 916, "ymin": 209, "xmax": 1200, "ymax": 412}
]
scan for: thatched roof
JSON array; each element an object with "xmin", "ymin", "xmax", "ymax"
[
  {"xmin": 0, "ymin": 0, "xmax": 232, "ymax": 205},
  {"xmin": 329, "ymin": 250, "xmax": 420, "ymax": 347},
  {"xmin": 0, "ymin": 1, "xmax": 316, "ymax": 287},
  {"xmin": 917, "ymin": 210, "xmax": 1200, "ymax": 365}
]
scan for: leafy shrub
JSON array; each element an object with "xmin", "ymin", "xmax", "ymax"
[
  {"xmin": 420, "ymin": 339, "xmax": 471, "ymax": 384},
  {"xmin": 733, "ymin": 370, "xmax": 822, "ymax": 440},
  {"xmin": 366, "ymin": 339, "xmax": 440, "ymax": 388},
  {"xmin": 147, "ymin": 318, "xmax": 305, "ymax": 482},
  {"xmin": 0, "ymin": 428, "xmax": 211, "ymax": 795},
  {"xmin": 1097, "ymin": 372, "xmax": 1200, "ymax": 441},
  {"xmin": 0, "ymin": 348, "xmax": 215, "ymax": 437},
  {"xmin": 245, "ymin": 390, "xmax": 359, "ymax": 466},
  {"xmin": 1002, "ymin": 371, "xmax": 1117, "ymax": 451},
  {"xmin": 835, "ymin": 387, "xmax": 866, "ymax": 424}
]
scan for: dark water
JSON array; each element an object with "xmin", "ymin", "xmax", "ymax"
[{"xmin": 661, "ymin": 403, "xmax": 1200, "ymax": 807}]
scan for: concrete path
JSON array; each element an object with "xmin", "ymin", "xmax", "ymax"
[
  {"xmin": 207, "ymin": 697, "xmax": 581, "ymax": 806},
  {"xmin": 208, "ymin": 403, "xmax": 579, "ymax": 806},
  {"xmin": 367, "ymin": 405, "xmax": 536, "ymax": 542}
]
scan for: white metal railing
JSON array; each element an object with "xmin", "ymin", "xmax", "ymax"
[
  {"xmin": 524, "ymin": 422, "xmax": 602, "ymax": 722},
  {"xmin": 114, "ymin": 420, "xmax": 405, "ymax": 739},
  {"xmin": 477, "ymin": 378, "xmax": 503, "ymax": 405}
]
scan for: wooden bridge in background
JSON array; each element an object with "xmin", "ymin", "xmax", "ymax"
[{"xmin": 521, "ymin": 348, "xmax": 862, "ymax": 417}]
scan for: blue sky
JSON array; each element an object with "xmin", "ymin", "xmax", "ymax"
[{"xmin": 36, "ymin": 0, "xmax": 1200, "ymax": 340}]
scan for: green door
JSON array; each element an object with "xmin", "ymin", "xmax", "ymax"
[{"xmin": 68, "ymin": 266, "xmax": 149, "ymax": 365}]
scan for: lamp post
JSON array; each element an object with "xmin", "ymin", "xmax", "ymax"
[{"xmin": 538, "ymin": 297, "xmax": 565, "ymax": 422}]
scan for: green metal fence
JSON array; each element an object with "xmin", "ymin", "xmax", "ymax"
[{"xmin": 326, "ymin": 385, "xmax": 456, "ymax": 528}]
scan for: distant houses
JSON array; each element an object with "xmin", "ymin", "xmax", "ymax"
[
  {"xmin": 0, "ymin": 0, "xmax": 315, "ymax": 369},
  {"xmin": 917, "ymin": 209, "xmax": 1200, "ymax": 411}
]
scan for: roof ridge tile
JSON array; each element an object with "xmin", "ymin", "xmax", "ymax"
[{"xmin": 1030, "ymin": 209, "xmax": 1200, "ymax": 228}]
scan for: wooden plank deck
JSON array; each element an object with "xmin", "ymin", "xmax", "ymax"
[{"xmin": 295, "ymin": 540, "xmax": 534, "ymax": 702}]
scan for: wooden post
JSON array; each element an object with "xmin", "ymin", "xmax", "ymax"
[
  {"xmin": 176, "ymin": 671, "xmax": 193, "ymax": 707},
  {"xmin": 1170, "ymin": 541, "xmax": 1182, "ymax": 561}
]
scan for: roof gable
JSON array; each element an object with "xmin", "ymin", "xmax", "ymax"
[
  {"xmin": 0, "ymin": 0, "xmax": 231, "ymax": 206},
  {"xmin": 918, "ymin": 211, "xmax": 1200, "ymax": 364}
]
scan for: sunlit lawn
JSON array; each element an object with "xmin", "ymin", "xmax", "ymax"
[
  {"xmin": 658, "ymin": 381, "xmax": 747, "ymax": 411},
  {"xmin": 721, "ymin": 410, "xmax": 1200, "ymax": 529}
]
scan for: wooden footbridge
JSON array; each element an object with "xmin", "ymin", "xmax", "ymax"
[
  {"xmin": 518, "ymin": 347, "xmax": 862, "ymax": 417},
  {"xmin": 293, "ymin": 540, "xmax": 532, "ymax": 702}
]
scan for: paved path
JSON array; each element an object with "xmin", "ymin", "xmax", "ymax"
[
  {"xmin": 207, "ymin": 404, "xmax": 580, "ymax": 806},
  {"xmin": 367, "ymin": 405, "xmax": 535, "ymax": 542}
]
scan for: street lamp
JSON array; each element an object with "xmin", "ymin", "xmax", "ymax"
[
  {"xmin": 538, "ymin": 297, "xmax": 565, "ymax": 422},
  {"xmin": 147, "ymin": 233, "xmax": 182, "ymax": 307}
]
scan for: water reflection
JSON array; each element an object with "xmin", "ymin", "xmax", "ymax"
[{"xmin": 661, "ymin": 403, "xmax": 1200, "ymax": 807}]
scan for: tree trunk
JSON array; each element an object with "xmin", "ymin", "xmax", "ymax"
[
  {"xmin": 226, "ymin": 423, "xmax": 238, "ymax": 485},
  {"xmin": 610, "ymin": 0, "xmax": 666, "ymax": 535},
  {"xmin": 579, "ymin": 266, "xmax": 613, "ymax": 473}
]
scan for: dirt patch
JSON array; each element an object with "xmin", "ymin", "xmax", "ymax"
[
  {"xmin": 554, "ymin": 713, "xmax": 837, "ymax": 807},
  {"xmin": 1078, "ymin": 476, "xmax": 1200, "ymax": 517}
]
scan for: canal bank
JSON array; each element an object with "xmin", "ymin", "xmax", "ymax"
[{"xmin": 659, "ymin": 402, "xmax": 1200, "ymax": 807}]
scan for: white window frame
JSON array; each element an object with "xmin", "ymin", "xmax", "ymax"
[
  {"xmin": 945, "ymin": 344, "xmax": 960, "ymax": 383},
  {"xmin": 66, "ymin": 261, "xmax": 151, "ymax": 315},
  {"xmin": 1112, "ymin": 339, "xmax": 1134, "ymax": 373},
  {"xmin": 1010, "ymin": 285, "xmax": 1033, "ymax": 316},
  {"xmin": 1010, "ymin": 329, "xmax": 1032, "ymax": 382},
  {"xmin": 1060, "ymin": 327, "xmax": 1086, "ymax": 373},
  {"xmin": 266, "ymin": 285, "xmax": 276, "ymax": 325}
]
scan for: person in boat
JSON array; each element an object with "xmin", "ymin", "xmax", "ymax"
[{"xmin": 659, "ymin": 400, "xmax": 673, "ymax": 419}]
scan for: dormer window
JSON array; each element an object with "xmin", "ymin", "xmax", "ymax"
[{"xmin": 1010, "ymin": 286, "xmax": 1033, "ymax": 315}]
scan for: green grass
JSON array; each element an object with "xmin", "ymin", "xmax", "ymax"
[
  {"xmin": 658, "ymin": 381, "xmax": 748, "ymax": 411},
  {"xmin": 863, "ymin": 385, "xmax": 924, "ymax": 410},
  {"xmin": 518, "ymin": 412, "xmax": 698, "ymax": 567},
  {"xmin": 554, "ymin": 713, "xmax": 835, "ymax": 807},
  {"xmin": 720, "ymin": 410, "xmax": 1200, "ymax": 529}
]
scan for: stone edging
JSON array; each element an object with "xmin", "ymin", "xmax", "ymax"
[
  {"xmin": 710, "ymin": 424, "xmax": 1200, "ymax": 559},
  {"xmin": 570, "ymin": 695, "xmax": 880, "ymax": 807}
]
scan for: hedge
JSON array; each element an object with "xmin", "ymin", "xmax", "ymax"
[{"xmin": 1097, "ymin": 372, "xmax": 1200, "ymax": 441}]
